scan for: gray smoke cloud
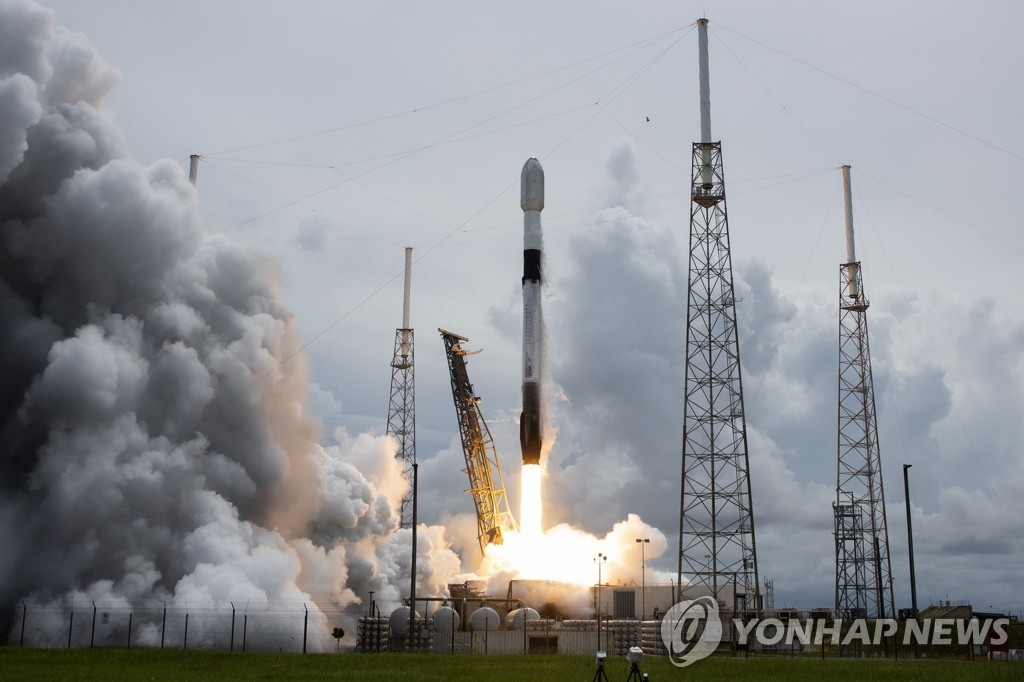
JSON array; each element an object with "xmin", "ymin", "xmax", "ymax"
[{"xmin": 0, "ymin": 0, "xmax": 459, "ymax": 638}]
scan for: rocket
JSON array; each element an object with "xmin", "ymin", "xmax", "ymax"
[{"xmin": 520, "ymin": 157, "xmax": 544, "ymax": 465}]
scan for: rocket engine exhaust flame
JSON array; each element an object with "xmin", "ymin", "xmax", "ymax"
[{"xmin": 519, "ymin": 463, "xmax": 543, "ymax": 537}]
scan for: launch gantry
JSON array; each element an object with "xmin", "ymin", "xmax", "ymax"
[{"xmin": 439, "ymin": 329, "xmax": 519, "ymax": 553}]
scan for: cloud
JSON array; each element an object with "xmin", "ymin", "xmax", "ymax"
[
  {"xmin": 0, "ymin": 0, "xmax": 464, "ymax": 639},
  {"xmin": 603, "ymin": 137, "xmax": 641, "ymax": 207}
]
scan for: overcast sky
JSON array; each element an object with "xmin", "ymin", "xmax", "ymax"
[{"xmin": 37, "ymin": 0, "xmax": 1024, "ymax": 612}]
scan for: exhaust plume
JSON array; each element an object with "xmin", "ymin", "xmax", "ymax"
[{"xmin": 0, "ymin": 0, "xmax": 459, "ymax": 643}]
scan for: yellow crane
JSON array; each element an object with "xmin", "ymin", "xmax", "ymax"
[{"xmin": 439, "ymin": 329, "xmax": 518, "ymax": 552}]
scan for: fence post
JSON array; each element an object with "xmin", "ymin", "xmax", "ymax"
[
  {"xmin": 20, "ymin": 602, "xmax": 26, "ymax": 647},
  {"xmin": 522, "ymin": 602, "xmax": 527, "ymax": 654},
  {"xmin": 242, "ymin": 614, "xmax": 247, "ymax": 652},
  {"xmin": 184, "ymin": 611, "xmax": 189, "ymax": 650},
  {"xmin": 160, "ymin": 603, "xmax": 166, "ymax": 649},
  {"xmin": 230, "ymin": 602, "xmax": 236, "ymax": 652},
  {"xmin": 127, "ymin": 612, "xmax": 132, "ymax": 649},
  {"xmin": 303, "ymin": 604, "xmax": 308, "ymax": 654},
  {"xmin": 90, "ymin": 602, "xmax": 97, "ymax": 649},
  {"xmin": 67, "ymin": 611, "xmax": 74, "ymax": 649}
]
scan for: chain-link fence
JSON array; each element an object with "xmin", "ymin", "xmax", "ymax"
[
  {"xmin": 1, "ymin": 601, "xmax": 358, "ymax": 653},
  {"xmin": 0, "ymin": 600, "xmax": 647, "ymax": 656},
  {"xmin": 2, "ymin": 600, "xmax": 1019, "ymax": 663}
]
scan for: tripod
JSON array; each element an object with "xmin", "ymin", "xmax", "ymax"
[
  {"xmin": 626, "ymin": 662, "xmax": 646, "ymax": 682},
  {"xmin": 591, "ymin": 664, "xmax": 609, "ymax": 682}
]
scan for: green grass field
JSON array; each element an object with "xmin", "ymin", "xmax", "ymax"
[{"xmin": 1, "ymin": 649, "xmax": 1022, "ymax": 681}]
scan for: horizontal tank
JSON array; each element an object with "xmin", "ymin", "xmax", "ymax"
[
  {"xmin": 469, "ymin": 606, "xmax": 500, "ymax": 631},
  {"xmin": 433, "ymin": 605, "xmax": 460, "ymax": 633},
  {"xmin": 505, "ymin": 607, "xmax": 540, "ymax": 629},
  {"xmin": 388, "ymin": 606, "xmax": 422, "ymax": 636}
]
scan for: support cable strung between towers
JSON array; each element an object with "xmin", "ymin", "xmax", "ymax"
[{"xmin": 677, "ymin": 18, "xmax": 760, "ymax": 615}]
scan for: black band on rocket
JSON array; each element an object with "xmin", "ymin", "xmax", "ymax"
[{"xmin": 523, "ymin": 249, "xmax": 541, "ymax": 283}]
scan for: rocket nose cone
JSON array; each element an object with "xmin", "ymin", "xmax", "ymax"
[{"xmin": 521, "ymin": 157, "xmax": 544, "ymax": 211}]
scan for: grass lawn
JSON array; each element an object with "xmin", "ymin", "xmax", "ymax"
[{"xmin": 1, "ymin": 648, "xmax": 1021, "ymax": 680}]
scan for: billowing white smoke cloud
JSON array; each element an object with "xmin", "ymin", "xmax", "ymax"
[{"xmin": 0, "ymin": 0, "xmax": 460, "ymax": 642}]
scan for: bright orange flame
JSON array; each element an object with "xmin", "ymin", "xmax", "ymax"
[
  {"xmin": 519, "ymin": 464, "xmax": 543, "ymax": 537},
  {"xmin": 472, "ymin": 437, "xmax": 665, "ymax": 592},
  {"xmin": 480, "ymin": 463, "xmax": 620, "ymax": 586}
]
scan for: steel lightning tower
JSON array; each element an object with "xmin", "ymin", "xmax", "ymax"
[
  {"xmin": 387, "ymin": 248, "xmax": 416, "ymax": 529},
  {"xmin": 677, "ymin": 18, "xmax": 760, "ymax": 613},
  {"xmin": 833, "ymin": 165, "xmax": 894, "ymax": 620}
]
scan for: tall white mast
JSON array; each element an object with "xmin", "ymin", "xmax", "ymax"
[
  {"xmin": 401, "ymin": 247, "xmax": 412, "ymax": 358},
  {"xmin": 842, "ymin": 165, "xmax": 856, "ymax": 263},
  {"xmin": 188, "ymin": 154, "xmax": 199, "ymax": 187},
  {"xmin": 841, "ymin": 165, "xmax": 859, "ymax": 299},
  {"xmin": 697, "ymin": 18, "xmax": 714, "ymax": 188}
]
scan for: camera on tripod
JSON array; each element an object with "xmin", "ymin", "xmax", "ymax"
[{"xmin": 626, "ymin": 646, "xmax": 647, "ymax": 681}]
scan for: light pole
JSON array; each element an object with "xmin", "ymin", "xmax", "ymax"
[
  {"xmin": 635, "ymin": 538, "xmax": 649, "ymax": 621},
  {"xmin": 903, "ymin": 465, "xmax": 918, "ymax": 617},
  {"xmin": 594, "ymin": 552, "xmax": 607, "ymax": 651}
]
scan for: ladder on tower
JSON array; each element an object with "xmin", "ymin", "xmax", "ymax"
[{"xmin": 439, "ymin": 329, "xmax": 518, "ymax": 553}]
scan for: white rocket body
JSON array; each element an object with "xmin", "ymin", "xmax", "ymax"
[{"xmin": 520, "ymin": 158, "xmax": 544, "ymax": 465}]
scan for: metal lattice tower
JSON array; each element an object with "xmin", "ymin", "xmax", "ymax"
[
  {"xmin": 677, "ymin": 18, "xmax": 759, "ymax": 613},
  {"xmin": 677, "ymin": 140, "xmax": 760, "ymax": 612},
  {"xmin": 764, "ymin": 577, "xmax": 775, "ymax": 612},
  {"xmin": 834, "ymin": 497, "xmax": 870, "ymax": 618},
  {"xmin": 834, "ymin": 166, "xmax": 894, "ymax": 620},
  {"xmin": 439, "ymin": 329, "xmax": 518, "ymax": 553},
  {"xmin": 387, "ymin": 248, "xmax": 416, "ymax": 529}
]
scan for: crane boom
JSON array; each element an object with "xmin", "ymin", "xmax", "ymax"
[{"xmin": 439, "ymin": 329, "xmax": 518, "ymax": 552}]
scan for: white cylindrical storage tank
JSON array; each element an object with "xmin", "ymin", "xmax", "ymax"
[
  {"xmin": 433, "ymin": 605, "xmax": 460, "ymax": 633},
  {"xmin": 505, "ymin": 607, "xmax": 540, "ymax": 629},
  {"xmin": 389, "ymin": 606, "xmax": 421, "ymax": 636},
  {"xmin": 468, "ymin": 607, "xmax": 500, "ymax": 631}
]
